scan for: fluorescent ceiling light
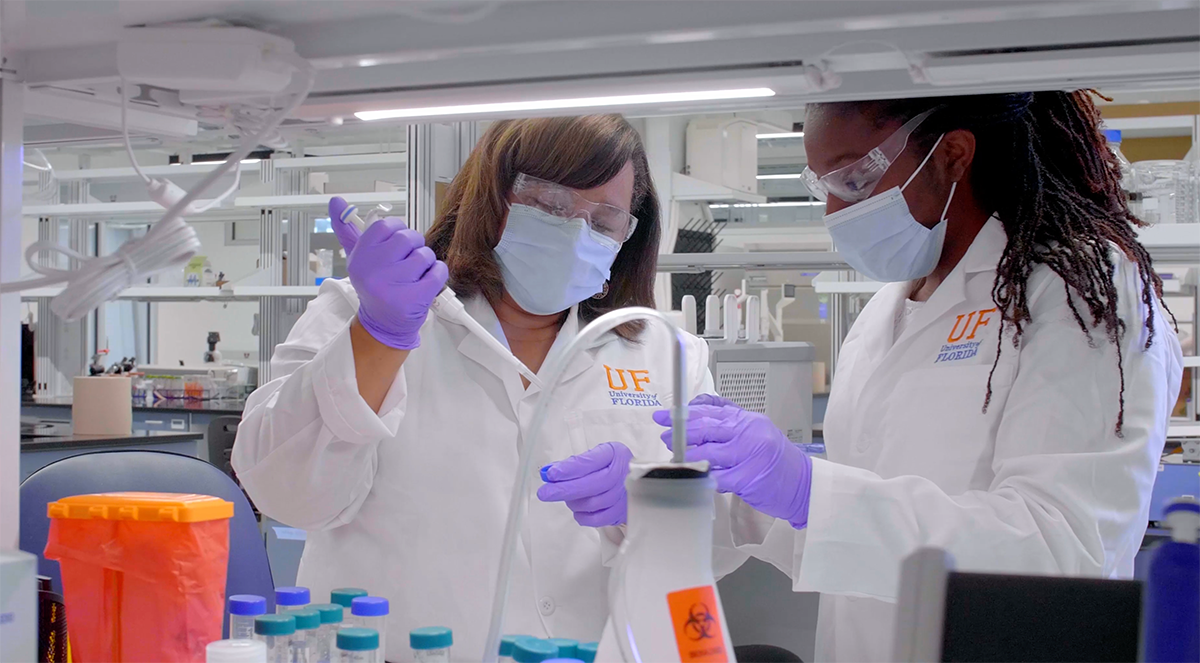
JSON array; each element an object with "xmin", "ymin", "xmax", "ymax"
[
  {"xmin": 757, "ymin": 132, "xmax": 804, "ymax": 139},
  {"xmin": 710, "ymin": 201, "xmax": 824, "ymax": 208},
  {"xmin": 356, "ymin": 88, "xmax": 776, "ymax": 121},
  {"xmin": 756, "ymin": 173, "xmax": 803, "ymax": 180}
]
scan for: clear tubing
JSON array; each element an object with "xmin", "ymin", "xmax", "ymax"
[
  {"xmin": 230, "ymin": 614, "xmax": 257, "ymax": 640},
  {"xmin": 481, "ymin": 307, "xmax": 688, "ymax": 662}
]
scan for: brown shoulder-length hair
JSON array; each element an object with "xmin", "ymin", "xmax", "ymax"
[{"xmin": 426, "ymin": 114, "xmax": 660, "ymax": 341}]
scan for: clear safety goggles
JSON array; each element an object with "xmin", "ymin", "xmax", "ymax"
[
  {"xmin": 512, "ymin": 172, "xmax": 639, "ymax": 244},
  {"xmin": 801, "ymin": 108, "xmax": 937, "ymax": 204}
]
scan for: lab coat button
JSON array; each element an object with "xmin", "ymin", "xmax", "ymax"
[{"xmin": 538, "ymin": 596, "xmax": 556, "ymax": 615}]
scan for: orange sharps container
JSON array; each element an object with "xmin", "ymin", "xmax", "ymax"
[{"xmin": 44, "ymin": 492, "xmax": 233, "ymax": 662}]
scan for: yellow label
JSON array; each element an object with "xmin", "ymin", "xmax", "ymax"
[{"xmin": 667, "ymin": 585, "xmax": 728, "ymax": 663}]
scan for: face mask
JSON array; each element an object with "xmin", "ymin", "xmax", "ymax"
[
  {"xmin": 495, "ymin": 203, "xmax": 620, "ymax": 315},
  {"xmin": 822, "ymin": 135, "xmax": 956, "ymax": 283}
]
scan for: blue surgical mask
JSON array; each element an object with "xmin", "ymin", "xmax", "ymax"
[
  {"xmin": 495, "ymin": 203, "xmax": 620, "ymax": 315},
  {"xmin": 822, "ymin": 134, "xmax": 956, "ymax": 283}
]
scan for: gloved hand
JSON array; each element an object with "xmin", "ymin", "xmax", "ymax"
[
  {"xmin": 537, "ymin": 442, "xmax": 634, "ymax": 527},
  {"xmin": 345, "ymin": 215, "xmax": 449, "ymax": 350},
  {"xmin": 328, "ymin": 196, "xmax": 363, "ymax": 255},
  {"xmin": 653, "ymin": 395, "xmax": 813, "ymax": 529}
]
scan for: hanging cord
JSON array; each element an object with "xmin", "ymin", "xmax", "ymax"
[
  {"xmin": 1, "ymin": 54, "xmax": 316, "ymax": 322},
  {"xmin": 22, "ymin": 148, "xmax": 59, "ymax": 202}
]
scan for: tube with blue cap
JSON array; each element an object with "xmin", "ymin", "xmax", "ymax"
[{"xmin": 333, "ymin": 198, "xmax": 543, "ymax": 388}]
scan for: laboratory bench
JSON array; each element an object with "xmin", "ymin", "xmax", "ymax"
[
  {"xmin": 22, "ymin": 396, "xmax": 244, "ymax": 432},
  {"xmin": 19, "ymin": 427, "xmax": 205, "ymax": 483}
]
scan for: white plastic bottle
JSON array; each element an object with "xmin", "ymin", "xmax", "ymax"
[
  {"xmin": 409, "ymin": 626, "xmax": 453, "ymax": 663},
  {"xmin": 228, "ymin": 595, "xmax": 267, "ymax": 640},
  {"xmin": 207, "ymin": 639, "xmax": 267, "ymax": 663},
  {"xmin": 253, "ymin": 614, "xmax": 296, "ymax": 663},
  {"xmin": 349, "ymin": 597, "xmax": 389, "ymax": 658},
  {"xmin": 1104, "ymin": 129, "xmax": 1141, "ymax": 217},
  {"xmin": 335, "ymin": 628, "xmax": 381, "ymax": 663},
  {"xmin": 290, "ymin": 608, "xmax": 321, "ymax": 663}
]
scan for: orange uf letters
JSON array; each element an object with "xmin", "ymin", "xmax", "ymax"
[
  {"xmin": 629, "ymin": 370, "xmax": 651, "ymax": 392},
  {"xmin": 967, "ymin": 308, "xmax": 997, "ymax": 340},
  {"xmin": 947, "ymin": 311, "xmax": 977, "ymax": 343},
  {"xmin": 605, "ymin": 365, "xmax": 629, "ymax": 391}
]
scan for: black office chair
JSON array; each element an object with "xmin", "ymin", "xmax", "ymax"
[
  {"xmin": 734, "ymin": 644, "xmax": 803, "ymax": 662},
  {"xmin": 207, "ymin": 415, "xmax": 242, "ymax": 480}
]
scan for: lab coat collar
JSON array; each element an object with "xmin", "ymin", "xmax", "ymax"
[
  {"xmin": 891, "ymin": 215, "xmax": 1006, "ymax": 348},
  {"xmin": 445, "ymin": 297, "xmax": 603, "ymax": 402}
]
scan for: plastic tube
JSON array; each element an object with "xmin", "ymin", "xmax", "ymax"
[
  {"xmin": 481, "ymin": 307, "xmax": 689, "ymax": 662},
  {"xmin": 704, "ymin": 295, "xmax": 721, "ymax": 335},
  {"xmin": 723, "ymin": 294, "xmax": 739, "ymax": 344},
  {"xmin": 338, "ymin": 205, "xmax": 543, "ymax": 388}
]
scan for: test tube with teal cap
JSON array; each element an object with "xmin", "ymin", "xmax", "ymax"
[
  {"xmin": 350, "ymin": 597, "xmax": 390, "ymax": 658},
  {"xmin": 513, "ymin": 638, "xmax": 559, "ymax": 663}
]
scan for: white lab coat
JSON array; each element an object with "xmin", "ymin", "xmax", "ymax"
[
  {"xmin": 734, "ymin": 218, "xmax": 1183, "ymax": 662},
  {"xmin": 232, "ymin": 280, "xmax": 747, "ymax": 662}
]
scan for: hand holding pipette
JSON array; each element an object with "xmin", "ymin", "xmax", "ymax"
[{"xmin": 329, "ymin": 197, "xmax": 543, "ymax": 387}]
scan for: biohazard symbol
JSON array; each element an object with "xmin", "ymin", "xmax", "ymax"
[{"xmin": 683, "ymin": 602, "xmax": 718, "ymax": 641}]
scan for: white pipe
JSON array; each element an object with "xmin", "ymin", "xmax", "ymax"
[
  {"xmin": 681, "ymin": 294, "xmax": 697, "ymax": 335},
  {"xmin": 723, "ymin": 293, "xmax": 739, "ymax": 344},
  {"xmin": 746, "ymin": 295, "xmax": 761, "ymax": 343},
  {"xmin": 704, "ymin": 294, "xmax": 721, "ymax": 336}
]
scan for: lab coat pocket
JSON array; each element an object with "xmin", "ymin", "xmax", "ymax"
[
  {"xmin": 877, "ymin": 363, "xmax": 1016, "ymax": 489},
  {"xmin": 565, "ymin": 408, "xmax": 670, "ymax": 463}
]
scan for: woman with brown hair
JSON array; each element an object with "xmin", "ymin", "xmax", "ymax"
[{"xmin": 232, "ymin": 115, "xmax": 731, "ymax": 659}]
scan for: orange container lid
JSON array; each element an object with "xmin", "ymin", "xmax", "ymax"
[{"xmin": 47, "ymin": 492, "xmax": 233, "ymax": 523}]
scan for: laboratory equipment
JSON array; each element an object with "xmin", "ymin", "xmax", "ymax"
[
  {"xmin": 205, "ymin": 332, "xmax": 223, "ymax": 364},
  {"xmin": 892, "ymin": 548, "xmax": 1141, "ymax": 662},
  {"xmin": 337, "ymin": 202, "xmax": 543, "ymax": 387},
  {"xmin": 499, "ymin": 635, "xmax": 529, "ymax": 662},
  {"xmin": 410, "ymin": 626, "xmax": 453, "ymax": 662},
  {"xmin": 1104, "ymin": 129, "xmax": 1141, "ymax": 216},
  {"xmin": 686, "ymin": 117, "xmax": 759, "ymax": 194},
  {"xmin": 0, "ymin": 551, "xmax": 37, "ymax": 663},
  {"xmin": 330, "ymin": 588, "xmax": 367, "ymax": 609},
  {"xmin": 575, "ymin": 642, "xmax": 599, "ymax": 663},
  {"xmin": 547, "ymin": 638, "xmax": 579, "ymax": 659},
  {"xmin": 138, "ymin": 363, "xmax": 257, "ymax": 400},
  {"xmin": 513, "ymin": 638, "xmax": 560, "ymax": 663},
  {"xmin": 336, "ymin": 628, "xmax": 382, "ymax": 663},
  {"xmin": 482, "ymin": 306, "xmax": 700, "ymax": 663},
  {"xmin": 1136, "ymin": 159, "xmax": 1199, "ymax": 225},
  {"xmin": 350, "ymin": 596, "xmax": 389, "ymax": 655},
  {"xmin": 44, "ymin": 492, "xmax": 232, "ymax": 662},
  {"xmin": 229, "ymin": 594, "xmax": 268, "ymax": 639},
  {"xmin": 709, "ymin": 342, "xmax": 816, "ymax": 445},
  {"xmin": 207, "ymin": 639, "xmax": 268, "ymax": 663},
  {"xmin": 607, "ymin": 461, "xmax": 737, "ymax": 663},
  {"xmin": 255, "ymin": 614, "xmax": 296, "ymax": 663},
  {"xmin": 681, "ymin": 295, "xmax": 697, "ymax": 335},
  {"xmin": 291, "ymin": 608, "xmax": 321, "ymax": 663},
  {"xmin": 310, "ymin": 603, "xmax": 344, "ymax": 663},
  {"xmin": 1142, "ymin": 497, "xmax": 1200, "ymax": 663},
  {"xmin": 276, "ymin": 586, "xmax": 311, "ymax": 613}
]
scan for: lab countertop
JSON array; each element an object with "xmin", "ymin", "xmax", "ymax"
[
  {"xmin": 23, "ymin": 396, "xmax": 247, "ymax": 415},
  {"xmin": 20, "ymin": 429, "xmax": 205, "ymax": 452}
]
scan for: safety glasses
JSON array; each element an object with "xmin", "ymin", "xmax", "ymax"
[
  {"xmin": 801, "ymin": 108, "xmax": 937, "ymax": 204},
  {"xmin": 512, "ymin": 173, "xmax": 639, "ymax": 244}
]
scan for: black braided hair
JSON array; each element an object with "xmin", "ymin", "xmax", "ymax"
[{"xmin": 823, "ymin": 91, "xmax": 1172, "ymax": 435}]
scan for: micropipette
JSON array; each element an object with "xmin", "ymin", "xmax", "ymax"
[{"xmin": 339, "ymin": 203, "xmax": 544, "ymax": 388}]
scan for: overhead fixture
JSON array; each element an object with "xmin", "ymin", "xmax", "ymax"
[
  {"xmin": 170, "ymin": 150, "xmax": 273, "ymax": 165},
  {"xmin": 756, "ymin": 132, "xmax": 804, "ymax": 139},
  {"xmin": 710, "ymin": 201, "xmax": 824, "ymax": 208},
  {"xmin": 756, "ymin": 173, "xmax": 804, "ymax": 180},
  {"xmin": 355, "ymin": 88, "xmax": 776, "ymax": 121}
]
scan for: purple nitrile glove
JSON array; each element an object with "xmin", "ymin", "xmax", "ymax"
[
  {"xmin": 653, "ymin": 395, "xmax": 813, "ymax": 529},
  {"xmin": 328, "ymin": 196, "xmax": 362, "ymax": 255},
  {"xmin": 536, "ymin": 442, "xmax": 634, "ymax": 527},
  {"xmin": 346, "ymin": 215, "xmax": 449, "ymax": 350}
]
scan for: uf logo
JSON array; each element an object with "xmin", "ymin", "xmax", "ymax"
[
  {"xmin": 947, "ymin": 308, "xmax": 997, "ymax": 343},
  {"xmin": 605, "ymin": 365, "xmax": 651, "ymax": 392}
]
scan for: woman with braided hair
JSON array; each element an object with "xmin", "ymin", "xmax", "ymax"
[{"xmin": 653, "ymin": 91, "xmax": 1183, "ymax": 661}]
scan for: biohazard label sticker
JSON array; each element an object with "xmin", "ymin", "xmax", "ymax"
[{"xmin": 666, "ymin": 585, "xmax": 728, "ymax": 663}]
